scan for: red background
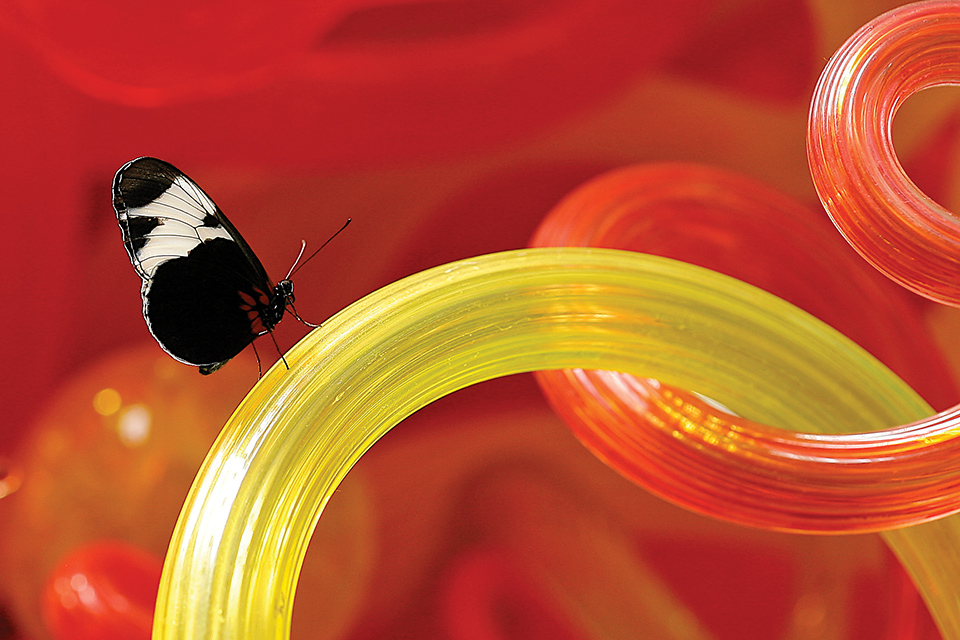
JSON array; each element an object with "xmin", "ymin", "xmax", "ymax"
[{"xmin": 0, "ymin": 1, "xmax": 957, "ymax": 639}]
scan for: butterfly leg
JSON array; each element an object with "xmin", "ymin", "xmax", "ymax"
[
  {"xmin": 288, "ymin": 301, "xmax": 320, "ymax": 329},
  {"xmin": 266, "ymin": 328, "xmax": 290, "ymax": 371},
  {"xmin": 251, "ymin": 341, "xmax": 264, "ymax": 379}
]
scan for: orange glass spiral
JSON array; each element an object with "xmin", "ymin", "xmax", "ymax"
[
  {"xmin": 808, "ymin": 0, "xmax": 960, "ymax": 306},
  {"xmin": 530, "ymin": 162, "xmax": 960, "ymax": 534}
]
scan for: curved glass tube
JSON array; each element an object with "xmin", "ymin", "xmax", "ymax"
[
  {"xmin": 807, "ymin": 0, "xmax": 960, "ymax": 306},
  {"xmin": 528, "ymin": 162, "xmax": 960, "ymax": 535},
  {"xmin": 154, "ymin": 248, "xmax": 960, "ymax": 639}
]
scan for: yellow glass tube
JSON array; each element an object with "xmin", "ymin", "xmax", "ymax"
[{"xmin": 154, "ymin": 248, "xmax": 958, "ymax": 639}]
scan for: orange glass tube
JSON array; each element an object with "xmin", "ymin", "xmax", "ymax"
[
  {"xmin": 530, "ymin": 162, "xmax": 960, "ymax": 534},
  {"xmin": 808, "ymin": 0, "xmax": 960, "ymax": 306}
]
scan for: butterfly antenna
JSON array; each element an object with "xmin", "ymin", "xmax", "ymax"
[
  {"xmin": 284, "ymin": 240, "xmax": 309, "ymax": 281},
  {"xmin": 288, "ymin": 218, "xmax": 351, "ymax": 279}
]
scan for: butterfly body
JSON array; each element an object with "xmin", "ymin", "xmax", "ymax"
[{"xmin": 113, "ymin": 157, "xmax": 291, "ymax": 374}]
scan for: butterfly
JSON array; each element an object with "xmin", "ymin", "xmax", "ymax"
[{"xmin": 113, "ymin": 157, "xmax": 348, "ymax": 374}]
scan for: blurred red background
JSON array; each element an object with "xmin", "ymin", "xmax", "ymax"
[{"xmin": 1, "ymin": 0, "xmax": 959, "ymax": 638}]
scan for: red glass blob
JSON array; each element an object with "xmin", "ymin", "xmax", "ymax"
[{"xmin": 41, "ymin": 541, "xmax": 162, "ymax": 640}]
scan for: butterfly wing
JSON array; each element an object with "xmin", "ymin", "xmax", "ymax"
[{"xmin": 113, "ymin": 157, "xmax": 278, "ymax": 373}]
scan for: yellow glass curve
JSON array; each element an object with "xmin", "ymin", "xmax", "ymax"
[{"xmin": 154, "ymin": 247, "xmax": 959, "ymax": 639}]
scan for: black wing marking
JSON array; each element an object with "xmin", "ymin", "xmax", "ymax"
[{"xmin": 145, "ymin": 237, "xmax": 275, "ymax": 370}]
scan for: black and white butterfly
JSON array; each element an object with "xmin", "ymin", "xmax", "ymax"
[{"xmin": 113, "ymin": 157, "xmax": 347, "ymax": 374}]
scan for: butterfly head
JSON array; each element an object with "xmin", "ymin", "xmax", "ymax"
[
  {"xmin": 257, "ymin": 279, "xmax": 295, "ymax": 331},
  {"xmin": 277, "ymin": 279, "xmax": 295, "ymax": 305}
]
